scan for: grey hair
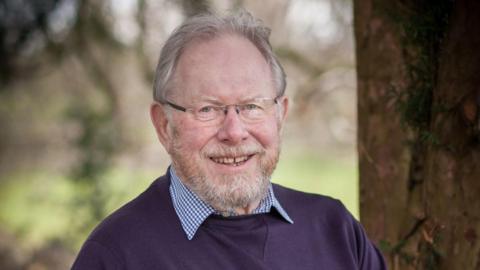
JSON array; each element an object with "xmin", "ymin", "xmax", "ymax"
[{"xmin": 152, "ymin": 10, "xmax": 287, "ymax": 102}]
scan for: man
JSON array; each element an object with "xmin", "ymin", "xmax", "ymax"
[{"xmin": 72, "ymin": 11, "xmax": 386, "ymax": 270}]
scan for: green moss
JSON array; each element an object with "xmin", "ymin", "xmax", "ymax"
[{"xmin": 387, "ymin": 1, "xmax": 453, "ymax": 138}]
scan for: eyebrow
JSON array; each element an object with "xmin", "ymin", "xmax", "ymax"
[
  {"xmin": 197, "ymin": 95, "xmax": 267, "ymax": 105},
  {"xmin": 196, "ymin": 97, "xmax": 224, "ymax": 105}
]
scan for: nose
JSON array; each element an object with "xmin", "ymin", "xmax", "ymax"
[{"xmin": 216, "ymin": 106, "xmax": 249, "ymax": 144}]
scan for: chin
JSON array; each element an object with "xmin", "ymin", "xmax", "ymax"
[{"xmin": 202, "ymin": 171, "xmax": 270, "ymax": 211}]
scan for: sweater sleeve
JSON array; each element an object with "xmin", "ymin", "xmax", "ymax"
[
  {"xmin": 351, "ymin": 217, "xmax": 387, "ymax": 270},
  {"xmin": 71, "ymin": 240, "xmax": 124, "ymax": 270}
]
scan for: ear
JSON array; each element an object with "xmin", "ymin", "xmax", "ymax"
[
  {"xmin": 276, "ymin": 96, "xmax": 289, "ymax": 132},
  {"xmin": 150, "ymin": 102, "xmax": 172, "ymax": 152},
  {"xmin": 279, "ymin": 95, "xmax": 289, "ymax": 122}
]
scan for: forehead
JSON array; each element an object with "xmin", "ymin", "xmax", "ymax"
[{"xmin": 172, "ymin": 34, "xmax": 275, "ymax": 102}]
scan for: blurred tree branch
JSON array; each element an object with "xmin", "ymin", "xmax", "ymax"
[{"xmin": 179, "ymin": 0, "xmax": 210, "ymax": 17}]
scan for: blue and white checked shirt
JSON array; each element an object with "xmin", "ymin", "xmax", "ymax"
[{"xmin": 168, "ymin": 166, "xmax": 294, "ymax": 240}]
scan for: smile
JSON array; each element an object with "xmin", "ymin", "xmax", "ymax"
[{"xmin": 210, "ymin": 155, "xmax": 253, "ymax": 166}]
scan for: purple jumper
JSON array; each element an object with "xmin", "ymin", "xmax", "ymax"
[{"xmin": 72, "ymin": 173, "xmax": 386, "ymax": 270}]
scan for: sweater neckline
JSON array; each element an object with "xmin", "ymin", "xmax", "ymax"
[{"xmin": 203, "ymin": 213, "xmax": 268, "ymax": 230}]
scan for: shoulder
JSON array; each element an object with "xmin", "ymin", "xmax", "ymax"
[
  {"xmin": 86, "ymin": 175, "xmax": 173, "ymax": 247},
  {"xmin": 272, "ymin": 184, "xmax": 387, "ymax": 269},
  {"xmin": 272, "ymin": 183, "xmax": 351, "ymax": 222},
  {"xmin": 272, "ymin": 183, "xmax": 361, "ymax": 241},
  {"xmin": 72, "ymin": 175, "xmax": 173, "ymax": 269}
]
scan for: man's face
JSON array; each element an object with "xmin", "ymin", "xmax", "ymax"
[{"xmin": 153, "ymin": 34, "xmax": 288, "ymax": 213}]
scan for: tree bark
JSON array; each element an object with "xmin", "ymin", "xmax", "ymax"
[{"xmin": 355, "ymin": 0, "xmax": 480, "ymax": 269}]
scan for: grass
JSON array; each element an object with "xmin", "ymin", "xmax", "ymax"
[{"xmin": 0, "ymin": 171, "xmax": 74, "ymax": 247}]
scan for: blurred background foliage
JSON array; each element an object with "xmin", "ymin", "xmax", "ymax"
[{"xmin": 0, "ymin": 0, "xmax": 356, "ymax": 268}]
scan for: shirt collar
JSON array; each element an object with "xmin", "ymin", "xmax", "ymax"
[{"xmin": 168, "ymin": 166, "xmax": 293, "ymax": 240}]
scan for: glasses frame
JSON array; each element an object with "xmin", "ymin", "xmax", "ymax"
[{"xmin": 160, "ymin": 95, "xmax": 283, "ymax": 123}]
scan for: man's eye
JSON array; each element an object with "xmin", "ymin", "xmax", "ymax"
[
  {"xmin": 198, "ymin": 106, "xmax": 215, "ymax": 113},
  {"xmin": 244, "ymin": 104, "xmax": 262, "ymax": 110}
]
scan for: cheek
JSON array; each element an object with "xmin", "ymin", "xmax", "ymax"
[
  {"xmin": 172, "ymin": 120, "xmax": 216, "ymax": 153},
  {"xmin": 250, "ymin": 121, "xmax": 281, "ymax": 148}
]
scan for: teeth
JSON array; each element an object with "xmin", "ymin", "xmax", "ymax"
[
  {"xmin": 234, "ymin": 156, "xmax": 247, "ymax": 163},
  {"xmin": 212, "ymin": 155, "xmax": 249, "ymax": 165}
]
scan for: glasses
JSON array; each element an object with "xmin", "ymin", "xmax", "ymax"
[{"xmin": 161, "ymin": 96, "xmax": 282, "ymax": 123}]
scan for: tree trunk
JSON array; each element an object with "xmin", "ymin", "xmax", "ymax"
[{"xmin": 355, "ymin": 0, "xmax": 480, "ymax": 269}]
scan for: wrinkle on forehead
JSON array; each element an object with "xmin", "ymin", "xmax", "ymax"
[{"xmin": 170, "ymin": 34, "xmax": 275, "ymax": 103}]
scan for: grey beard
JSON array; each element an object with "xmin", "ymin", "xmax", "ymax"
[
  {"xmin": 185, "ymin": 169, "xmax": 271, "ymax": 213},
  {"xmin": 169, "ymin": 125, "xmax": 280, "ymax": 214}
]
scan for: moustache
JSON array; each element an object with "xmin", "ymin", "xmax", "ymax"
[{"xmin": 203, "ymin": 143, "xmax": 265, "ymax": 158}]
